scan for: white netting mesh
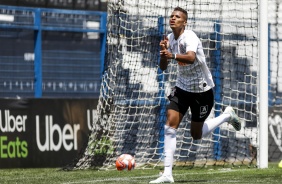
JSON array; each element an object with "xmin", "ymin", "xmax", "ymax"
[{"xmin": 71, "ymin": 0, "xmax": 282, "ymax": 170}]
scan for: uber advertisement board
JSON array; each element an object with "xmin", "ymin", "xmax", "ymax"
[{"xmin": 0, "ymin": 98, "xmax": 98, "ymax": 168}]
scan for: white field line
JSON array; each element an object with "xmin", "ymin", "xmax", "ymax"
[{"xmin": 63, "ymin": 168, "xmax": 239, "ymax": 184}]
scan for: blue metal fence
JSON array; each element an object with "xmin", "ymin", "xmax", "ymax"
[{"xmin": 0, "ymin": 5, "xmax": 107, "ymax": 98}]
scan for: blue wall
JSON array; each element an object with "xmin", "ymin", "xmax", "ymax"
[{"xmin": 0, "ymin": 6, "xmax": 107, "ymax": 98}]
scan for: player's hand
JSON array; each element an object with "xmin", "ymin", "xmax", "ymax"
[
  {"xmin": 160, "ymin": 43, "xmax": 166, "ymax": 50},
  {"xmin": 160, "ymin": 41, "xmax": 167, "ymax": 51},
  {"xmin": 160, "ymin": 49, "xmax": 172, "ymax": 59},
  {"xmin": 159, "ymin": 41, "xmax": 168, "ymax": 59},
  {"xmin": 159, "ymin": 36, "xmax": 169, "ymax": 50}
]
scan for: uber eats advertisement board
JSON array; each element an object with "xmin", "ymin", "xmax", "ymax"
[{"xmin": 0, "ymin": 98, "xmax": 98, "ymax": 168}]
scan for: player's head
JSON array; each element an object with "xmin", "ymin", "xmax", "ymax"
[
  {"xmin": 169, "ymin": 7, "xmax": 188, "ymax": 29},
  {"xmin": 173, "ymin": 7, "xmax": 188, "ymax": 21}
]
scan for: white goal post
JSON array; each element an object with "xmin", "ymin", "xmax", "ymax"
[{"xmin": 258, "ymin": 0, "xmax": 268, "ymax": 169}]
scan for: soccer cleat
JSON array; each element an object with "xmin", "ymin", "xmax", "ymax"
[
  {"xmin": 149, "ymin": 175, "xmax": 174, "ymax": 183},
  {"xmin": 223, "ymin": 106, "xmax": 241, "ymax": 131}
]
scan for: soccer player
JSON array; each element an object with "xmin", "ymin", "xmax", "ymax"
[{"xmin": 149, "ymin": 7, "xmax": 241, "ymax": 183}]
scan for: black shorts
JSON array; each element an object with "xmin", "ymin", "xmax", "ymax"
[{"xmin": 167, "ymin": 86, "xmax": 214, "ymax": 122}]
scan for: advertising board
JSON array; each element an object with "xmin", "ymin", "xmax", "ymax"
[{"xmin": 0, "ymin": 98, "xmax": 98, "ymax": 168}]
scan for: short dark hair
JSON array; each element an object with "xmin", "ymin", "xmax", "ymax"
[{"xmin": 173, "ymin": 7, "xmax": 188, "ymax": 21}]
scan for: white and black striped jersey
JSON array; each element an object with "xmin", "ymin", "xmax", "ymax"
[{"xmin": 167, "ymin": 30, "xmax": 215, "ymax": 93}]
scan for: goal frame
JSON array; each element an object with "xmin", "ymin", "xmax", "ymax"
[{"xmin": 258, "ymin": 0, "xmax": 269, "ymax": 169}]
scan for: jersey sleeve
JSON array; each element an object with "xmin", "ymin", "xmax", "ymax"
[{"xmin": 185, "ymin": 31, "xmax": 199, "ymax": 53}]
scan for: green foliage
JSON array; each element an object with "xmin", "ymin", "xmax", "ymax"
[{"xmin": 87, "ymin": 136, "xmax": 114, "ymax": 156}]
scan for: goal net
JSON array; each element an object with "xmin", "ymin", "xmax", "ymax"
[
  {"xmin": 268, "ymin": 0, "xmax": 282, "ymax": 162},
  {"xmin": 72, "ymin": 0, "xmax": 273, "ymax": 170}
]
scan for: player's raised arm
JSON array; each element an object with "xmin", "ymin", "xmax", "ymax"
[{"xmin": 159, "ymin": 36, "xmax": 171, "ymax": 71}]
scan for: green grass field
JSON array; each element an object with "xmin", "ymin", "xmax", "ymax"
[{"xmin": 1, "ymin": 163, "xmax": 281, "ymax": 184}]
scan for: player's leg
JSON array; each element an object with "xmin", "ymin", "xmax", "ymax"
[
  {"xmin": 191, "ymin": 114, "xmax": 236, "ymax": 140},
  {"xmin": 150, "ymin": 87, "xmax": 188, "ymax": 183},
  {"xmin": 201, "ymin": 106, "xmax": 241, "ymax": 138},
  {"xmin": 163, "ymin": 109, "xmax": 182, "ymax": 175},
  {"xmin": 149, "ymin": 109, "xmax": 182, "ymax": 183}
]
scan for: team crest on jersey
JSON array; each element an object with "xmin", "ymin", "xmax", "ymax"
[
  {"xmin": 200, "ymin": 105, "xmax": 208, "ymax": 118},
  {"xmin": 179, "ymin": 43, "xmax": 186, "ymax": 54}
]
